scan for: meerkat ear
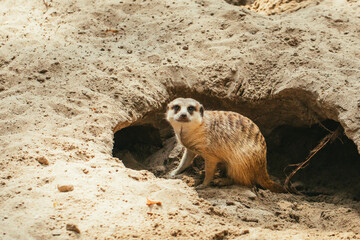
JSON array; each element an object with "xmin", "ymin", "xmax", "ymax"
[{"xmin": 200, "ymin": 105, "xmax": 204, "ymax": 117}]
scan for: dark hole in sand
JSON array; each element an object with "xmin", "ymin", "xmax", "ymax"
[
  {"xmin": 267, "ymin": 120, "xmax": 360, "ymax": 201},
  {"xmin": 112, "ymin": 125, "xmax": 164, "ymax": 171},
  {"xmin": 224, "ymin": 0, "xmax": 254, "ymax": 6},
  {"xmin": 113, "ymin": 119, "xmax": 360, "ymax": 200}
]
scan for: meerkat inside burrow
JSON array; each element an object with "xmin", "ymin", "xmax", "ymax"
[{"xmin": 166, "ymin": 97, "xmax": 286, "ymax": 193}]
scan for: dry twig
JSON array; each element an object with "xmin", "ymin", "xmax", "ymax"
[
  {"xmin": 105, "ymin": 29, "xmax": 119, "ymax": 34},
  {"xmin": 284, "ymin": 125, "xmax": 342, "ymax": 193}
]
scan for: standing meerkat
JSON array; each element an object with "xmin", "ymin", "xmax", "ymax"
[{"xmin": 166, "ymin": 97, "xmax": 286, "ymax": 193}]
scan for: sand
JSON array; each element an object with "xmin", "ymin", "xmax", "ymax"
[{"xmin": 0, "ymin": 0, "xmax": 360, "ymax": 239}]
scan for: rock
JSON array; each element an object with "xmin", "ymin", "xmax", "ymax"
[
  {"xmin": 66, "ymin": 223, "xmax": 80, "ymax": 233},
  {"xmin": 226, "ymin": 201, "xmax": 235, "ymax": 206},
  {"xmin": 57, "ymin": 185, "xmax": 74, "ymax": 192},
  {"xmin": 248, "ymin": 195, "xmax": 256, "ymax": 201},
  {"xmin": 145, "ymin": 137, "xmax": 178, "ymax": 167},
  {"xmin": 289, "ymin": 213, "xmax": 300, "ymax": 223},
  {"xmin": 51, "ymin": 231, "xmax": 61, "ymax": 236},
  {"xmin": 241, "ymin": 217, "xmax": 259, "ymax": 223},
  {"xmin": 36, "ymin": 156, "xmax": 49, "ymax": 165},
  {"xmin": 115, "ymin": 150, "xmax": 146, "ymax": 170},
  {"xmin": 212, "ymin": 230, "xmax": 229, "ymax": 240},
  {"xmin": 182, "ymin": 175, "xmax": 196, "ymax": 187},
  {"xmin": 149, "ymin": 165, "xmax": 166, "ymax": 175},
  {"xmin": 240, "ymin": 229, "xmax": 250, "ymax": 235},
  {"xmin": 238, "ymin": 187, "xmax": 257, "ymax": 200},
  {"xmin": 168, "ymin": 142, "xmax": 184, "ymax": 160}
]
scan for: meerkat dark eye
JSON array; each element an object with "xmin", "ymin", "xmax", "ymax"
[
  {"xmin": 172, "ymin": 105, "xmax": 180, "ymax": 113},
  {"xmin": 187, "ymin": 106, "xmax": 196, "ymax": 114}
]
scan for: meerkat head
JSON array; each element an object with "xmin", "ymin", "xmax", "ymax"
[{"xmin": 166, "ymin": 98, "xmax": 204, "ymax": 127}]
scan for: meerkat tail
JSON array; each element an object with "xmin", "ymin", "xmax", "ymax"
[{"xmin": 256, "ymin": 173, "xmax": 287, "ymax": 193}]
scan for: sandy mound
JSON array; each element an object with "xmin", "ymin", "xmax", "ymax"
[
  {"xmin": 226, "ymin": 0, "xmax": 314, "ymax": 15},
  {"xmin": 1, "ymin": 0, "xmax": 360, "ymax": 239}
]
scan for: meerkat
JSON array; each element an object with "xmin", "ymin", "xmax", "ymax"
[{"xmin": 166, "ymin": 97, "xmax": 286, "ymax": 193}]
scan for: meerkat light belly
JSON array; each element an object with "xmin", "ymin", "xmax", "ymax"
[{"xmin": 166, "ymin": 97, "xmax": 285, "ymax": 193}]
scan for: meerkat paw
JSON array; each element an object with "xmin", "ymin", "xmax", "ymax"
[
  {"xmin": 195, "ymin": 183, "xmax": 209, "ymax": 190},
  {"xmin": 169, "ymin": 169, "xmax": 180, "ymax": 178}
]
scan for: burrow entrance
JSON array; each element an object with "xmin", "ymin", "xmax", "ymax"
[
  {"xmin": 224, "ymin": 0, "xmax": 254, "ymax": 6},
  {"xmin": 113, "ymin": 115, "xmax": 360, "ymax": 200},
  {"xmin": 267, "ymin": 120, "xmax": 360, "ymax": 201}
]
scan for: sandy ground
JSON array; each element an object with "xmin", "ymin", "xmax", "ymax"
[{"xmin": 1, "ymin": 0, "xmax": 360, "ymax": 239}]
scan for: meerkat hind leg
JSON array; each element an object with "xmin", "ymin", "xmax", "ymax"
[
  {"xmin": 196, "ymin": 157, "xmax": 218, "ymax": 189},
  {"xmin": 213, "ymin": 178, "xmax": 234, "ymax": 187},
  {"xmin": 169, "ymin": 149, "xmax": 196, "ymax": 177},
  {"xmin": 213, "ymin": 162, "xmax": 233, "ymax": 186}
]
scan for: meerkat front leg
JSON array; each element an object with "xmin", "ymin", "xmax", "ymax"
[{"xmin": 169, "ymin": 148, "xmax": 196, "ymax": 177}]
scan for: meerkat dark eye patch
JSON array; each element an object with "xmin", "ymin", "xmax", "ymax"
[
  {"xmin": 187, "ymin": 106, "xmax": 196, "ymax": 115},
  {"xmin": 172, "ymin": 105, "xmax": 180, "ymax": 113}
]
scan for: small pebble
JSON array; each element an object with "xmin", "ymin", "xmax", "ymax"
[
  {"xmin": 66, "ymin": 224, "xmax": 80, "ymax": 233},
  {"xmin": 241, "ymin": 217, "xmax": 258, "ymax": 223},
  {"xmin": 226, "ymin": 201, "xmax": 235, "ymax": 206},
  {"xmin": 36, "ymin": 156, "xmax": 49, "ymax": 165},
  {"xmin": 240, "ymin": 229, "xmax": 250, "ymax": 235},
  {"xmin": 52, "ymin": 231, "xmax": 61, "ymax": 236},
  {"xmin": 58, "ymin": 185, "xmax": 74, "ymax": 192},
  {"xmin": 248, "ymin": 195, "xmax": 256, "ymax": 200}
]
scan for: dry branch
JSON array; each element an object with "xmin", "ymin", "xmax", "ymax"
[{"xmin": 284, "ymin": 125, "xmax": 342, "ymax": 193}]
